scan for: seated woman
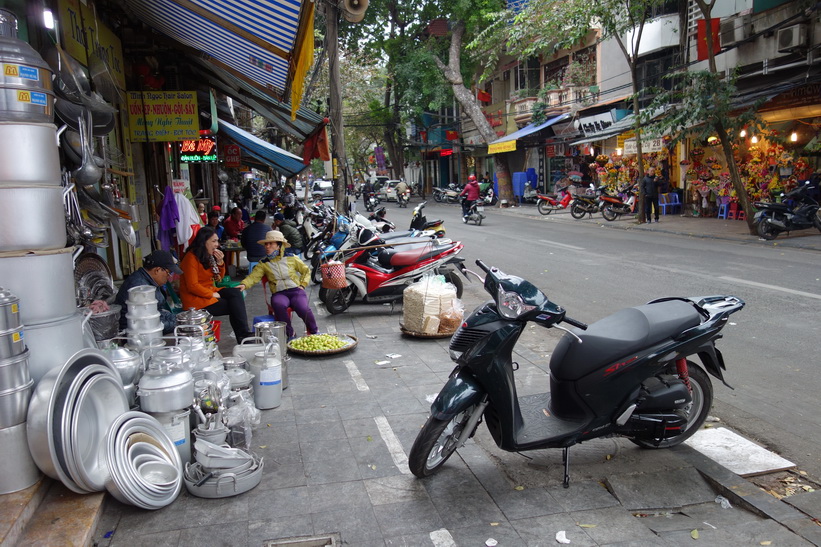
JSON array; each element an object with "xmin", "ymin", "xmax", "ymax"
[
  {"xmin": 238, "ymin": 230, "xmax": 318, "ymax": 340},
  {"xmin": 179, "ymin": 226, "xmax": 253, "ymax": 342}
]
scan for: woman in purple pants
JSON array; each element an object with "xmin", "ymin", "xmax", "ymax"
[{"xmin": 239, "ymin": 230, "xmax": 318, "ymax": 339}]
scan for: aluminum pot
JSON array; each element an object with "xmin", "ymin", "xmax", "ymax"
[
  {"xmin": 0, "ymin": 247, "xmax": 81, "ymax": 325},
  {"xmin": 125, "ymin": 312, "xmax": 161, "ymax": 332},
  {"xmin": 0, "ymin": 287, "xmax": 21, "ymax": 331},
  {"xmin": 0, "ymin": 349, "xmax": 31, "ymax": 387},
  {"xmin": 99, "ymin": 345, "xmax": 141, "ymax": 385},
  {"xmin": 0, "ymin": 122, "xmax": 59, "ymax": 184},
  {"xmin": 125, "ymin": 301, "xmax": 159, "ymax": 318},
  {"xmin": 137, "ymin": 362, "xmax": 194, "ymax": 413},
  {"xmin": 0, "ymin": 186, "xmax": 68, "ymax": 250},
  {"xmin": 0, "ymin": 377, "xmax": 34, "ymax": 428},
  {"xmin": 0, "ymin": 36, "xmax": 54, "ymax": 125},
  {"xmin": 127, "ymin": 285, "xmax": 156, "ymax": 305},
  {"xmin": 0, "ymin": 324, "xmax": 24, "ymax": 358},
  {"xmin": 0, "ymin": 422, "xmax": 42, "ymax": 494},
  {"xmin": 25, "ymin": 311, "xmax": 90, "ymax": 384}
]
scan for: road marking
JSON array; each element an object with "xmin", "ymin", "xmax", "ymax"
[
  {"xmin": 343, "ymin": 360, "xmax": 369, "ymax": 391},
  {"xmin": 374, "ymin": 415, "xmax": 410, "ymax": 474},
  {"xmin": 429, "ymin": 529, "xmax": 456, "ymax": 547},
  {"xmin": 538, "ymin": 239, "xmax": 585, "ymax": 251},
  {"xmin": 719, "ymin": 276, "xmax": 821, "ymax": 301}
]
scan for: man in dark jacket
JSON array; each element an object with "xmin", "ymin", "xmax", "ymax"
[
  {"xmin": 273, "ymin": 212, "xmax": 304, "ymax": 255},
  {"xmin": 241, "ymin": 210, "xmax": 271, "ymax": 264},
  {"xmin": 641, "ymin": 167, "xmax": 662, "ymax": 223},
  {"xmin": 113, "ymin": 250, "xmax": 182, "ymax": 333}
]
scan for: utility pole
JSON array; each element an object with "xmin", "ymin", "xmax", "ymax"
[{"xmin": 326, "ymin": 2, "xmax": 348, "ymax": 210}]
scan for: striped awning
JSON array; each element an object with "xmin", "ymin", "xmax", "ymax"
[
  {"xmin": 123, "ymin": 0, "xmax": 312, "ymax": 105},
  {"xmin": 218, "ymin": 119, "xmax": 307, "ymax": 177}
]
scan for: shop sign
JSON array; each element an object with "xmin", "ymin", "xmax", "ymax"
[
  {"xmin": 624, "ymin": 136, "xmax": 664, "ymax": 155},
  {"xmin": 579, "ymin": 112, "xmax": 614, "ymax": 136},
  {"xmin": 179, "ymin": 136, "xmax": 217, "ymax": 162},
  {"xmin": 545, "ymin": 145, "xmax": 556, "ymax": 157},
  {"xmin": 127, "ymin": 91, "xmax": 199, "ymax": 142},
  {"xmin": 171, "ymin": 179, "xmax": 190, "ymax": 194},
  {"xmin": 440, "ymin": 149, "xmax": 453, "ymax": 157},
  {"xmin": 58, "ymin": 0, "xmax": 126, "ymax": 89},
  {"xmin": 224, "ymin": 144, "xmax": 241, "ymax": 167},
  {"xmin": 488, "ymin": 139, "xmax": 517, "ymax": 154},
  {"xmin": 761, "ymin": 83, "xmax": 821, "ymax": 112}
]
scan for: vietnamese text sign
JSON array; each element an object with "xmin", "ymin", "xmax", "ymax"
[
  {"xmin": 224, "ymin": 144, "xmax": 241, "ymax": 167},
  {"xmin": 127, "ymin": 91, "xmax": 199, "ymax": 142},
  {"xmin": 624, "ymin": 136, "xmax": 664, "ymax": 155},
  {"xmin": 488, "ymin": 139, "xmax": 517, "ymax": 154}
]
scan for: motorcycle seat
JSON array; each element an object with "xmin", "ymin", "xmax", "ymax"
[
  {"xmin": 378, "ymin": 241, "xmax": 453, "ymax": 268},
  {"xmin": 549, "ymin": 300, "xmax": 701, "ymax": 381},
  {"xmin": 422, "ymin": 220, "xmax": 443, "ymax": 229}
]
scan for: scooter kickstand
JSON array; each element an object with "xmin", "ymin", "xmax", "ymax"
[{"xmin": 562, "ymin": 447, "xmax": 571, "ymax": 488}]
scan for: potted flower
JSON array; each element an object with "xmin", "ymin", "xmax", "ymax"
[{"xmin": 595, "ymin": 154, "xmax": 609, "ymax": 166}]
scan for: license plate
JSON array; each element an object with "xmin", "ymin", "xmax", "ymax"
[{"xmin": 476, "ymin": 206, "xmax": 484, "ymax": 212}]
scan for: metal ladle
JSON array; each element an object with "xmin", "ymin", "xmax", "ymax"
[{"xmin": 72, "ymin": 112, "xmax": 103, "ymax": 186}]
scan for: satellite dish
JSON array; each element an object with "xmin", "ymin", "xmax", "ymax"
[{"xmin": 342, "ymin": 0, "xmax": 368, "ymax": 23}]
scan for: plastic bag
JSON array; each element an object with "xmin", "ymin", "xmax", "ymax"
[
  {"xmin": 224, "ymin": 391, "xmax": 261, "ymax": 450},
  {"xmin": 402, "ymin": 273, "xmax": 457, "ymax": 333},
  {"xmin": 438, "ymin": 298, "xmax": 464, "ymax": 334}
]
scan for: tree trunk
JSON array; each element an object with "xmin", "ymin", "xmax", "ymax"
[{"xmin": 434, "ymin": 21, "xmax": 513, "ymax": 204}]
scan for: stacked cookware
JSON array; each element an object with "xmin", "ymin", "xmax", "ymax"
[
  {"xmin": 0, "ymin": 287, "xmax": 40, "ymax": 494},
  {"xmin": 125, "ymin": 286, "xmax": 165, "ymax": 350}
]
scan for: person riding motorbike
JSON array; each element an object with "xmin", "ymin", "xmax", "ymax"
[
  {"xmin": 460, "ymin": 175, "xmax": 481, "ymax": 219},
  {"xmin": 394, "ymin": 179, "xmax": 409, "ymax": 205}
]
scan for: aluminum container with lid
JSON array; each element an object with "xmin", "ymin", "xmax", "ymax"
[
  {"xmin": 137, "ymin": 360, "xmax": 194, "ymax": 413},
  {"xmin": 176, "ymin": 309, "xmax": 212, "ymax": 325},
  {"xmin": 0, "ymin": 36, "xmax": 54, "ymax": 123},
  {"xmin": 0, "ymin": 287, "xmax": 21, "ymax": 331}
]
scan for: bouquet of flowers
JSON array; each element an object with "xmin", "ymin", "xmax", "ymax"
[{"xmin": 595, "ymin": 154, "xmax": 609, "ymax": 166}]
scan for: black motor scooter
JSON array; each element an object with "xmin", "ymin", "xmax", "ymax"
[
  {"xmin": 409, "ymin": 260, "xmax": 744, "ymax": 487},
  {"xmin": 753, "ymin": 181, "xmax": 821, "ymax": 240}
]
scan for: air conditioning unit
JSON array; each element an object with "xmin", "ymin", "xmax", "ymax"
[
  {"xmin": 720, "ymin": 15, "xmax": 751, "ymax": 47},
  {"xmin": 777, "ymin": 24, "xmax": 808, "ymax": 53}
]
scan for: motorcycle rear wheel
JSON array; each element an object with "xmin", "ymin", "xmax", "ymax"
[
  {"xmin": 324, "ymin": 285, "xmax": 355, "ymax": 315},
  {"xmin": 756, "ymin": 219, "xmax": 779, "ymax": 240},
  {"xmin": 631, "ymin": 362, "xmax": 712, "ymax": 449},
  {"xmin": 311, "ymin": 257, "xmax": 323, "ymax": 285},
  {"xmin": 602, "ymin": 205, "xmax": 618, "ymax": 222},
  {"xmin": 442, "ymin": 270, "xmax": 464, "ymax": 298},
  {"xmin": 537, "ymin": 200, "xmax": 553, "ymax": 215},
  {"xmin": 408, "ymin": 404, "xmax": 478, "ymax": 477},
  {"xmin": 433, "ymin": 192, "xmax": 443, "ymax": 203},
  {"xmin": 570, "ymin": 202, "xmax": 587, "ymax": 219},
  {"xmin": 475, "ymin": 215, "xmax": 483, "ymax": 226}
]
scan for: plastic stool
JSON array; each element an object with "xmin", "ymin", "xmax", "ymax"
[
  {"xmin": 727, "ymin": 203, "xmax": 738, "ymax": 220},
  {"xmin": 716, "ymin": 197, "xmax": 730, "ymax": 219},
  {"xmin": 736, "ymin": 209, "xmax": 746, "ymax": 220}
]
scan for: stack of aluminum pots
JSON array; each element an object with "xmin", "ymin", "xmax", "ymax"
[
  {"xmin": 0, "ymin": 287, "xmax": 41, "ymax": 494},
  {"xmin": 125, "ymin": 286, "xmax": 165, "ymax": 350}
]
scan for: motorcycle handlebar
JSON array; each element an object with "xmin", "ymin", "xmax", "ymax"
[
  {"xmin": 562, "ymin": 316, "xmax": 588, "ymax": 330},
  {"xmin": 475, "ymin": 259, "xmax": 490, "ymax": 274}
]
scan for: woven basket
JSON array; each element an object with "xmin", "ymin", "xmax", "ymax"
[{"xmin": 320, "ymin": 263, "xmax": 347, "ymax": 289}]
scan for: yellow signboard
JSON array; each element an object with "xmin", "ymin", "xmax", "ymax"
[
  {"xmin": 127, "ymin": 91, "xmax": 199, "ymax": 142},
  {"xmin": 58, "ymin": 0, "xmax": 126, "ymax": 91},
  {"xmin": 488, "ymin": 140, "xmax": 517, "ymax": 154}
]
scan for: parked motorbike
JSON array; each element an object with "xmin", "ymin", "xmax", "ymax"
[
  {"xmin": 461, "ymin": 197, "xmax": 485, "ymax": 226},
  {"xmin": 408, "ymin": 260, "xmax": 745, "ymax": 486},
  {"xmin": 536, "ymin": 187, "xmax": 572, "ymax": 215},
  {"xmin": 409, "ymin": 201, "xmax": 446, "ymax": 237},
  {"xmin": 600, "ymin": 185, "xmax": 638, "ymax": 221},
  {"xmin": 522, "ymin": 183, "xmax": 539, "ymax": 204},
  {"xmin": 433, "ymin": 184, "xmax": 460, "ymax": 204},
  {"xmin": 569, "ymin": 185, "xmax": 602, "ymax": 219},
  {"xmin": 368, "ymin": 206, "xmax": 396, "ymax": 233},
  {"xmin": 753, "ymin": 181, "xmax": 821, "ymax": 240},
  {"xmin": 319, "ymin": 235, "xmax": 465, "ymax": 314}
]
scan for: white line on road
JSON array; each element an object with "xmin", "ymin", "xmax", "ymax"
[
  {"xmin": 374, "ymin": 415, "xmax": 410, "ymax": 474},
  {"xmin": 429, "ymin": 529, "xmax": 456, "ymax": 547},
  {"xmin": 343, "ymin": 360, "xmax": 369, "ymax": 391},
  {"xmin": 537, "ymin": 239, "xmax": 585, "ymax": 251},
  {"xmin": 719, "ymin": 276, "xmax": 821, "ymax": 301}
]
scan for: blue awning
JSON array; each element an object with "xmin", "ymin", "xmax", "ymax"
[
  {"xmin": 218, "ymin": 119, "xmax": 307, "ymax": 177},
  {"xmin": 488, "ymin": 113, "xmax": 571, "ymax": 153},
  {"xmin": 123, "ymin": 0, "xmax": 308, "ymax": 100}
]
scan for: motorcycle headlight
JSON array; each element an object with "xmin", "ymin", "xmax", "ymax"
[{"xmin": 497, "ymin": 287, "xmax": 536, "ymax": 319}]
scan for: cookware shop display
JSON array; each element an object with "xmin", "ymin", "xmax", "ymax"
[
  {"xmin": 251, "ymin": 347, "xmax": 282, "ymax": 410},
  {"xmin": 25, "ymin": 310, "xmax": 91, "ymax": 384},
  {"xmin": 137, "ymin": 359, "xmax": 194, "ymax": 413},
  {"xmin": 0, "ymin": 36, "xmax": 54, "ymax": 124},
  {"xmin": 0, "ymin": 122, "xmax": 61, "ymax": 186},
  {"xmin": 0, "ymin": 185, "xmax": 70, "ymax": 251}
]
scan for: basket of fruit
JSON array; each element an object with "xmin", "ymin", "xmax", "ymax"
[{"xmin": 287, "ymin": 333, "xmax": 358, "ymax": 356}]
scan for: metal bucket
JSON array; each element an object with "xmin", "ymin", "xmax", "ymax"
[
  {"xmin": 253, "ymin": 321, "xmax": 288, "ymax": 389},
  {"xmin": 0, "ymin": 422, "xmax": 42, "ymax": 494}
]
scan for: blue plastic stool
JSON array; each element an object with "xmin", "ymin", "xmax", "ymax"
[{"xmin": 717, "ymin": 197, "xmax": 730, "ymax": 219}]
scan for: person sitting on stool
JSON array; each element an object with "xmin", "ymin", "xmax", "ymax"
[
  {"xmin": 238, "ymin": 230, "xmax": 318, "ymax": 340},
  {"xmin": 113, "ymin": 249, "xmax": 182, "ymax": 334}
]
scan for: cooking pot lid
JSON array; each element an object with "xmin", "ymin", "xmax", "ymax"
[
  {"xmin": 140, "ymin": 362, "xmax": 193, "ymax": 389},
  {"xmin": 102, "ymin": 346, "xmax": 139, "ymax": 363},
  {"xmin": 0, "ymin": 287, "xmax": 19, "ymax": 304},
  {"xmin": 176, "ymin": 309, "xmax": 212, "ymax": 324}
]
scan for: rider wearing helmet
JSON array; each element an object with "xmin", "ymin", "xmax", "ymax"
[{"xmin": 460, "ymin": 175, "xmax": 481, "ymax": 219}]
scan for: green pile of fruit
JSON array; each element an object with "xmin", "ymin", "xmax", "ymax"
[{"xmin": 289, "ymin": 334, "xmax": 350, "ymax": 352}]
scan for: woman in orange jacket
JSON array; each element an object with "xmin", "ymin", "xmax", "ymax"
[{"xmin": 179, "ymin": 226, "xmax": 252, "ymax": 342}]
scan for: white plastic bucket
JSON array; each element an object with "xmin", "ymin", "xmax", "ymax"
[{"xmin": 147, "ymin": 409, "xmax": 191, "ymax": 465}]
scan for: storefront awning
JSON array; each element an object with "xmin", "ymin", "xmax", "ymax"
[
  {"xmin": 488, "ymin": 113, "xmax": 571, "ymax": 154},
  {"xmin": 218, "ymin": 119, "xmax": 307, "ymax": 177},
  {"xmin": 123, "ymin": 0, "xmax": 314, "ymax": 112}
]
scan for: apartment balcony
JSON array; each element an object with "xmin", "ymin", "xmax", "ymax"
[{"xmin": 511, "ymin": 96, "xmax": 538, "ymax": 125}]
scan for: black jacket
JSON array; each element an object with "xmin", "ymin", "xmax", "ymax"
[{"xmin": 113, "ymin": 268, "xmax": 176, "ymax": 333}]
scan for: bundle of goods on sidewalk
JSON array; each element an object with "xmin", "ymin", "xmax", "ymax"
[{"xmin": 400, "ymin": 274, "xmax": 464, "ymax": 337}]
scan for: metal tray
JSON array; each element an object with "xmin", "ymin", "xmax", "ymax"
[{"xmin": 287, "ymin": 334, "xmax": 357, "ymax": 356}]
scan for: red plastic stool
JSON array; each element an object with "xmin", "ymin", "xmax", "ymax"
[
  {"xmin": 727, "ymin": 203, "xmax": 738, "ymax": 220},
  {"xmin": 736, "ymin": 209, "xmax": 746, "ymax": 220}
]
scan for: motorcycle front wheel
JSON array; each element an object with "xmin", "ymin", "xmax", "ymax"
[
  {"xmin": 433, "ymin": 192, "xmax": 443, "ymax": 203},
  {"xmin": 537, "ymin": 200, "xmax": 553, "ymax": 215},
  {"xmin": 601, "ymin": 205, "xmax": 618, "ymax": 222},
  {"xmin": 756, "ymin": 219, "xmax": 779, "ymax": 240},
  {"xmin": 324, "ymin": 285, "xmax": 355, "ymax": 314},
  {"xmin": 570, "ymin": 202, "xmax": 587, "ymax": 219},
  {"xmin": 409, "ymin": 404, "xmax": 478, "ymax": 477},
  {"xmin": 631, "ymin": 362, "xmax": 712, "ymax": 449}
]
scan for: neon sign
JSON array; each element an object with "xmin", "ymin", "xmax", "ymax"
[{"xmin": 179, "ymin": 136, "xmax": 217, "ymax": 162}]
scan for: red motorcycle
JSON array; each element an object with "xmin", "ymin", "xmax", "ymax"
[
  {"xmin": 319, "ymin": 236, "xmax": 464, "ymax": 314},
  {"xmin": 536, "ymin": 186, "xmax": 573, "ymax": 215}
]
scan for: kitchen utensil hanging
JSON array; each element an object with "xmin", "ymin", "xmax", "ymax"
[{"xmin": 72, "ymin": 111, "xmax": 103, "ymax": 187}]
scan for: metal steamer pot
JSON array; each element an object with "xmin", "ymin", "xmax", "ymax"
[
  {"xmin": 25, "ymin": 311, "xmax": 90, "ymax": 384},
  {"xmin": 0, "ymin": 123, "xmax": 61, "ymax": 186},
  {"xmin": 0, "ymin": 324, "xmax": 24, "ymax": 358},
  {"xmin": 0, "ymin": 186, "xmax": 70, "ymax": 251},
  {"xmin": 176, "ymin": 309, "xmax": 216, "ymax": 344},
  {"xmin": 137, "ymin": 361, "xmax": 194, "ymax": 413},
  {"xmin": 0, "ymin": 247, "xmax": 82, "ymax": 325},
  {"xmin": 0, "ymin": 287, "xmax": 21, "ymax": 332},
  {"xmin": 0, "ymin": 37, "xmax": 54, "ymax": 124}
]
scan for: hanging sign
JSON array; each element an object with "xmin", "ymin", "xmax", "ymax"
[
  {"xmin": 224, "ymin": 144, "xmax": 241, "ymax": 167},
  {"xmin": 624, "ymin": 136, "xmax": 664, "ymax": 155},
  {"xmin": 127, "ymin": 90, "xmax": 199, "ymax": 142},
  {"xmin": 178, "ymin": 136, "xmax": 217, "ymax": 162},
  {"xmin": 488, "ymin": 139, "xmax": 517, "ymax": 154}
]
